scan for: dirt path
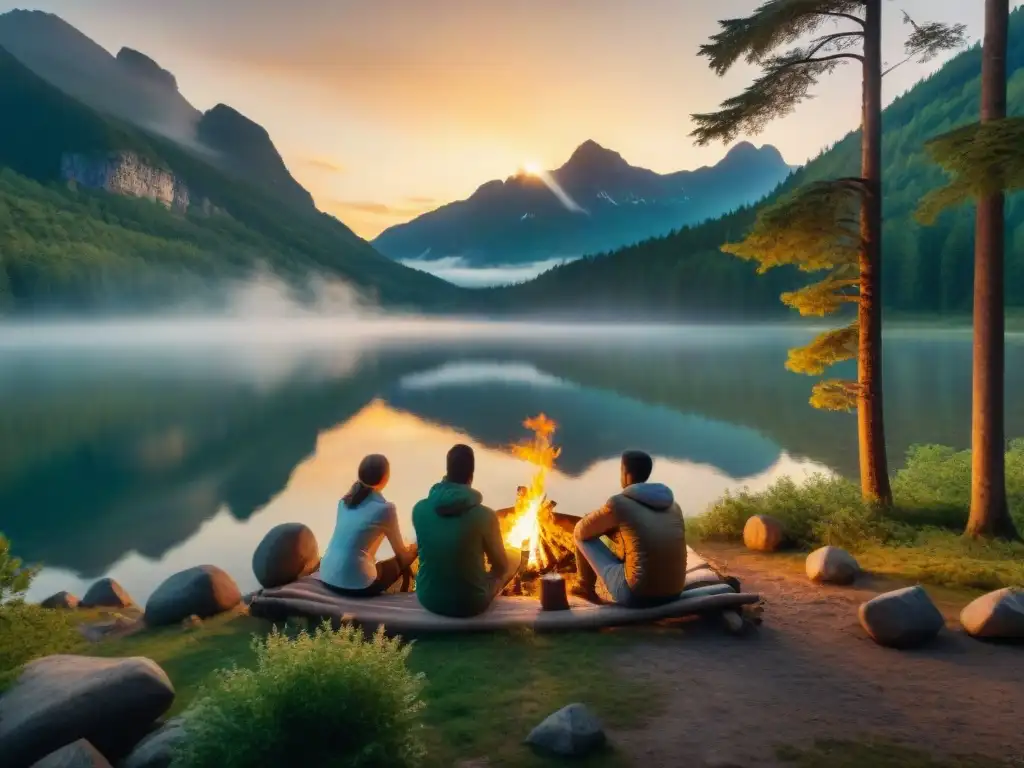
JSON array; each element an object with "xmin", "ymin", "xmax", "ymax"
[{"xmin": 610, "ymin": 546, "xmax": 1024, "ymax": 767}]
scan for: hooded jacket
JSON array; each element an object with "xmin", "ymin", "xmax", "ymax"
[
  {"xmin": 412, "ymin": 480, "xmax": 509, "ymax": 617},
  {"xmin": 575, "ymin": 482, "xmax": 686, "ymax": 599}
]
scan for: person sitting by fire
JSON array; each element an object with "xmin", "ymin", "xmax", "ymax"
[
  {"xmin": 570, "ymin": 449, "xmax": 686, "ymax": 606},
  {"xmin": 412, "ymin": 444, "xmax": 524, "ymax": 617},
  {"xmin": 318, "ymin": 454, "xmax": 419, "ymax": 597}
]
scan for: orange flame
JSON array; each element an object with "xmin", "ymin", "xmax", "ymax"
[{"xmin": 504, "ymin": 413, "xmax": 560, "ymax": 569}]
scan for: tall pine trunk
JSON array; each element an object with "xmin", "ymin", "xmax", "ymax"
[
  {"xmin": 857, "ymin": 0, "xmax": 892, "ymax": 504},
  {"xmin": 967, "ymin": 0, "xmax": 1019, "ymax": 539}
]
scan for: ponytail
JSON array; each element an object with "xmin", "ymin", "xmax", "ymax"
[
  {"xmin": 342, "ymin": 454, "xmax": 390, "ymax": 509},
  {"xmin": 342, "ymin": 481, "xmax": 374, "ymax": 508}
]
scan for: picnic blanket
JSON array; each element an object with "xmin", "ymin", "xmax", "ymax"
[{"xmin": 248, "ymin": 547, "xmax": 759, "ymax": 634}]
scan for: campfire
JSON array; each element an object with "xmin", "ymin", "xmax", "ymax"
[{"xmin": 498, "ymin": 414, "xmax": 578, "ymax": 594}]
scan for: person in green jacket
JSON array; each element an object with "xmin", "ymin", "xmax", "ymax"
[{"xmin": 412, "ymin": 444, "xmax": 523, "ymax": 617}]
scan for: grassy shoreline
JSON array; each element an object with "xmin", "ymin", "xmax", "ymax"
[
  {"xmin": 690, "ymin": 442, "xmax": 1024, "ymax": 591},
  {"xmin": 4, "ymin": 440, "xmax": 1024, "ymax": 764}
]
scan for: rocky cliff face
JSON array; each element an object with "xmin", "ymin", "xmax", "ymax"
[{"xmin": 61, "ymin": 151, "xmax": 190, "ymax": 212}]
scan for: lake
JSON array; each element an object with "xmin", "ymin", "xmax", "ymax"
[{"xmin": 2, "ymin": 319, "xmax": 1022, "ymax": 604}]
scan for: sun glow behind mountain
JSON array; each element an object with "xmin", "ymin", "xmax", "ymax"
[{"xmin": 520, "ymin": 161, "xmax": 587, "ymax": 214}]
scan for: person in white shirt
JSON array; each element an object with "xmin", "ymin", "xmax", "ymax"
[{"xmin": 318, "ymin": 454, "xmax": 418, "ymax": 596}]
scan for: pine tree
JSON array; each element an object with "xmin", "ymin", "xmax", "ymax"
[
  {"xmin": 691, "ymin": 0, "xmax": 965, "ymax": 503},
  {"xmin": 918, "ymin": 0, "xmax": 1022, "ymax": 540}
]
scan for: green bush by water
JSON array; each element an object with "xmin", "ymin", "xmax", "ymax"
[
  {"xmin": 174, "ymin": 622, "xmax": 426, "ymax": 768},
  {"xmin": 689, "ymin": 442, "xmax": 1024, "ymax": 590},
  {"xmin": 0, "ymin": 534, "xmax": 84, "ymax": 689}
]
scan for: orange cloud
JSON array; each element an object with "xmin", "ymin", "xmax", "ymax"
[
  {"xmin": 299, "ymin": 157, "xmax": 345, "ymax": 174},
  {"xmin": 327, "ymin": 199, "xmax": 437, "ymax": 218}
]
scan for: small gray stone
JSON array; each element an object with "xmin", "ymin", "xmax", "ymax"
[
  {"xmin": 77, "ymin": 615, "xmax": 139, "ymax": 643},
  {"xmin": 144, "ymin": 565, "xmax": 241, "ymax": 627},
  {"xmin": 859, "ymin": 585, "xmax": 944, "ymax": 649},
  {"xmin": 30, "ymin": 739, "xmax": 111, "ymax": 768},
  {"xmin": 525, "ymin": 703, "xmax": 606, "ymax": 757},
  {"xmin": 742, "ymin": 515, "xmax": 784, "ymax": 552},
  {"xmin": 40, "ymin": 592, "xmax": 80, "ymax": 610},
  {"xmin": 252, "ymin": 523, "xmax": 319, "ymax": 589},
  {"xmin": 0, "ymin": 655, "xmax": 175, "ymax": 767},
  {"xmin": 805, "ymin": 546, "xmax": 860, "ymax": 585},
  {"xmin": 80, "ymin": 579, "xmax": 133, "ymax": 609},
  {"xmin": 960, "ymin": 587, "xmax": 1024, "ymax": 640},
  {"xmin": 120, "ymin": 718, "xmax": 187, "ymax": 768}
]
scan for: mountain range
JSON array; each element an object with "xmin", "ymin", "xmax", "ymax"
[
  {"xmin": 0, "ymin": 10, "xmax": 460, "ymax": 312},
  {"xmin": 3, "ymin": 7, "xmax": 1023, "ymax": 318},
  {"xmin": 0, "ymin": 10, "xmax": 313, "ymax": 209},
  {"xmin": 373, "ymin": 139, "xmax": 793, "ymax": 267},
  {"xmin": 486, "ymin": 6, "xmax": 1024, "ymax": 319}
]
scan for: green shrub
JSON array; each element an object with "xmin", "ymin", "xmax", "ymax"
[
  {"xmin": 891, "ymin": 440, "xmax": 1024, "ymax": 531},
  {"xmin": 0, "ymin": 533, "xmax": 39, "ymax": 604},
  {"xmin": 0, "ymin": 534, "xmax": 82, "ymax": 690},
  {"xmin": 0, "ymin": 601, "xmax": 84, "ymax": 690},
  {"xmin": 690, "ymin": 474, "xmax": 895, "ymax": 549},
  {"xmin": 174, "ymin": 622, "xmax": 426, "ymax": 768}
]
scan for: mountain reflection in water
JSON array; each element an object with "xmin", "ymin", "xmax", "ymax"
[{"xmin": 1, "ymin": 324, "xmax": 1020, "ymax": 603}]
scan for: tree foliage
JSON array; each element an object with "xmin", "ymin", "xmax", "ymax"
[
  {"xmin": 690, "ymin": 1, "xmax": 964, "ymax": 146},
  {"xmin": 917, "ymin": 116, "xmax": 1024, "ymax": 221},
  {"xmin": 0, "ymin": 533, "xmax": 38, "ymax": 605}
]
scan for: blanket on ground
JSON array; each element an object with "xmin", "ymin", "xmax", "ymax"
[{"xmin": 248, "ymin": 547, "xmax": 759, "ymax": 634}]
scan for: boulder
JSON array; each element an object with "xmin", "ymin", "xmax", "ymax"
[
  {"xmin": 742, "ymin": 515, "xmax": 784, "ymax": 552},
  {"xmin": 40, "ymin": 592, "xmax": 80, "ymax": 610},
  {"xmin": 0, "ymin": 655, "xmax": 175, "ymax": 767},
  {"xmin": 252, "ymin": 523, "xmax": 319, "ymax": 589},
  {"xmin": 77, "ymin": 615, "xmax": 140, "ymax": 643},
  {"xmin": 120, "ymin": 718, "xmax": 187, "ymax": 768},
  {"xmin": 30, "ymin": 739, "xmax": 111, "ymax": 768},
  {"xmin": 805, "ymin": 546, "xmax": 860, "ymax": 585},
  {"xmin": 858, "ymin": 585, "xmax": 944, "ymax": 649},
  {"xmin": 525, "ymin": 703, "xmax": 606, "ymax": 758},
  {"xmin": 144, "ymin": 565, "xmax": 241, "ymax": 627},
  {"xmin": 80, "ymin": 579, "xmax": 133, "ymax": 609},
  {"xmin": 960, "ymin": 587, "xmax": 1024, "ymax": 640}
]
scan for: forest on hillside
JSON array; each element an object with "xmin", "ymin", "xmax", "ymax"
[{"xmin": 0, "ymin": 45, "xmax": 458, "ymax": 312}]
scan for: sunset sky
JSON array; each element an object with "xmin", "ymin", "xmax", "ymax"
[{"xmin": 1, "ymin": 1, "xmax": 1012, "ymax": 237}]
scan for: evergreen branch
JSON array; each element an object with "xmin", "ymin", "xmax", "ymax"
[
  {"xmin": 721, "ymin": 179, "xmax": 862, "ymax": 272},
  {"xmin": 883, "ymin": 14, "xmax": 966, "ymax": 77},
  {"xmin": 781, "ymin": 274, "xmax": 860, "ymax": 316},
  {"xmin": 809, "ymin": 379, "xmax": 859, "ymax": 411},
  {"xmin": 803, "ymin": 31, "xmax": 865, "ymax": 59},
  {"xmin": 901, "ymin": 12, "xmax": 967, "ymax": 65},
  {"xmin": 786, "ymin": 322, "xmax": 858, "ymax": 376},
  {"xmin": 917, "ymin": 118, "xmax": 1024, "ymax": 222},
  {"xmin": 691, "ymin": 53, "xmax": 853, "ymax": 145},
  {"xmin": 697, "ymin": 0, "xmax": 865, "ymax": 76},
  {"xmin": 820, "ymin": 11, "xmax": 866, "ymax": 27},
  {"xmin": 881, "ymin": 55, "xmax": 914, "ymax": 78}
]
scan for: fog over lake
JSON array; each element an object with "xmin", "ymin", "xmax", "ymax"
[{"xmin": 2, "ymin": 310, "xmax": 1020, "ymax": 604}]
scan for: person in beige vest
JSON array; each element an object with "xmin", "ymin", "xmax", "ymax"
[{"xmin": 571, "ymin": 450, "xmax": 687, "ymax": 605}]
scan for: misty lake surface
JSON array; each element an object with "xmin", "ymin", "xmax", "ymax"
[{"xmin": 2, "ymin": 319, "xmax": 1023, "ymax": 604}]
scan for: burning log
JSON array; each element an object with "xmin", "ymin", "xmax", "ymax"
[
  {"xmin": 498, "ymin": 491, "xmax": 577, "ymax": 572},
  {"xmin": 497, "ymin": 414, "xmax": 579, "ymax": 596}
]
